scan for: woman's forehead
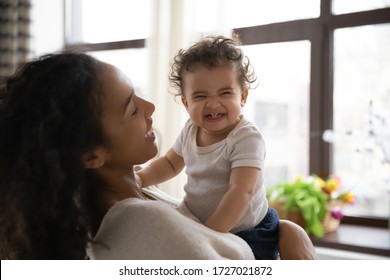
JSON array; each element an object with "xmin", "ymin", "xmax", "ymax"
[
  {"xmin": 99, "ymin": 63, "xmax": 134, "ymax": 110},
  {"xmin": 100, "ymin": 63, "xmax": 133, "ymax": 90}
]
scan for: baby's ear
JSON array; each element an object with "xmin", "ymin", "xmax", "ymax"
[
  {"xmin": 181, "ymin": 96, "xmax": 189, "ymax": 109},
  {"xmin": 81, "ymin": 147, "xmax": 106, "ymax": 169},
  {"xmin": 241, "ymin": 87, "xmax": 249, "ymax": 106}
]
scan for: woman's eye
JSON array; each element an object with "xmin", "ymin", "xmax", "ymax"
[{"xmin": 132, "ymin": 108, "xmax": 138, "ymax": 116}]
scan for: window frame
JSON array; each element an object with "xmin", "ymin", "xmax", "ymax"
[{"xmin": 64, "ymin": 39, "xmax": 145, "ymax": 52}]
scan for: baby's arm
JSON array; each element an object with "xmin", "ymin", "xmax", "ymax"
[
  {"xmin": 205, "ymin": 167, "xmax": 260, "ymax": 233},
  {"xmin": 136, "ymin": 148, "xmax": 185, "ymax": 188}
]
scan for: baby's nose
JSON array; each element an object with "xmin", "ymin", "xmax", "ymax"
[{"xmin": 205, "ymin": 97, "xmax": 220, "ymax": 108}]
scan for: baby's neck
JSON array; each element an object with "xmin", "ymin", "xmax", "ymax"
[{"xmin": 196, "ymin": 116, "xmax": 241, "ymax": 147}]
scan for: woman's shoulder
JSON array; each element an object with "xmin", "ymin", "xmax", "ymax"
[
  {"xmin": 104, "ymin": 197, "xmax": 176, "ymax": 226},
  {"xmin": 142, "ymin": 186, "xmax": 181, "ymax": 207},
  {"xmin": 103, "ymin": 187, "xmax": 185, "ymax": 228},
  {"xmin": 88, "ymin": 197, "xmax": 254, "ymax": 260},
  {"xmin": 89, "ymin": 198, "xmax": 184, "ymax": 259}
]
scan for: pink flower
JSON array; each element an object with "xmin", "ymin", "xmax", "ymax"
[{"xmin": 330, "ymin": 207, "xmax": 343, "ymax": 220}]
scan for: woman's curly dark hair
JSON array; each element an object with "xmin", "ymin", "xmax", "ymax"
[
  {"xmin": 0, "ymin": 52, "xmax": 106, "ymax": 259},
  {"xmin": 169, "ymin": 35, "xmax": 257, "ymax": 98}
]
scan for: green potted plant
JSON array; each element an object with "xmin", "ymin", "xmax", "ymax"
[{"xmin": 267, "ymin": 175, "xmax": 356, "ymax": 237}]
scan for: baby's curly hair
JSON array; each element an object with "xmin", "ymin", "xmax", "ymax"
[
  {"xmin": 169, "ymin": 35, "xmax": 257, "ymax": 98},
  {"xmin": 0, "ymin": 52, "xmax": 106, "ymax": 259}
]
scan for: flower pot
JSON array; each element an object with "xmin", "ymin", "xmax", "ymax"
[
  {"xmin": 270, "ymin": 202, "xmax": 306, "ymax": 229},
  {"xmin": 270, "ymin": 201, "xmax": 342, "ymax": 234},
  {"xmin": 322, "ymin": 201, "xmax": 343, "ymax": 233}
]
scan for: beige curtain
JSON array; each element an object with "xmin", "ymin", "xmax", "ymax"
[{"xmin": 0, "ymin": 0, "xmax": 31, "ymax": 76}]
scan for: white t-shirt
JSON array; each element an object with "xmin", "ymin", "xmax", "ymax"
[
  {"xmin": 172, "ymin": 116, "xmax": 268, "ymax": 233},
  {"xmin": 87, "ymin": 187, "xmax": 254, "ymax": 260}
]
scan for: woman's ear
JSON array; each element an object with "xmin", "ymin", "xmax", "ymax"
[
  {"xmin": 81, "ymin": 147, "xmax": 106, "ymax": 169},
  {"xmin": 241, "ymin": 88, "xmax": 249, "ymax": 106}
]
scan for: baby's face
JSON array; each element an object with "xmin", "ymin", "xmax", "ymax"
[{"xmin": 181, "ymin": 62, "xmax": 248, "ymax": 138}]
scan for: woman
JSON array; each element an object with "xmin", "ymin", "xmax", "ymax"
[{"xmin": 0, "ymin": 52, "xmax": 318, "ymax": 260}]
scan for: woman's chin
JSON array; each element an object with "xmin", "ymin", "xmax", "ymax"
[{"xmin": 148, "ymin": 144, "xmax": 159, "ymax": 159}]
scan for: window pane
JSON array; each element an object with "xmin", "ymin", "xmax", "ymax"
[
  {"xmin": 90, "ymin": 49, "xmax": 149, "ymax": 98},
  {"xmin": 70, "ymin": 0, "xmax": 151, "ymax": 43},
  {"xmin": 333, "ymin": 0, "xmax": 390, "ymax": 15},
  {"xmin": 188, "ymin": 0, "xmax": 320, "ymax": 33},
  {"xmin": 223, "ymin": 0, "xmax": 320, "ymax": 28},
  {"xmin": 241, "ymin": 41, "xmax": 310, "ymax": 189},
  {"xmin": 333, "ymin": 24, "xmax": 390, "ymax": 218}
]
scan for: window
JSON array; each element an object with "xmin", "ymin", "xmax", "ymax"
[
  {"xmin": 66, "ymin": 0, "xmax": 151, "ymax": 43},
  {"xmin": 223, "ymin": 0, "xmax": 320, "ymax": 28},
  {"xmin": 241, "ymin": 41, "xmax": 311, "ymax": 188},
  {"xmin": 65, "ymin": 0, "xmax": 150, "ymax": 97},
  {"xmin": 333, "ymin": 0, "xmax": 390, "ymax": 15},
  {"xmin": 332, "ymin": 24, "xmax": 390, "ymax": 217},
  {"xmin": 236, "ymin": 0, "xmax": 390, "ymax": 220}
]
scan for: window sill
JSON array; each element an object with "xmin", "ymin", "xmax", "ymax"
[{"xmin": 310, "ymin": 223, "xmax": 390, "ymax": 257}]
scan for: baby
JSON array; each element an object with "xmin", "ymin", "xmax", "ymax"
[{"xmin": 136, "ymin": 35, "xmax": 279, "ymax": 259}]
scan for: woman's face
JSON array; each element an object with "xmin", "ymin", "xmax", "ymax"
[{"xmin": 98, "ymin": 63, "xmax": 157, "ymax": 169}]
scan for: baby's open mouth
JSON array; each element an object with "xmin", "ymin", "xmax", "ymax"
[
  {"xmin": 206, "ymin": 113, "xmax": 224, "ymax": 119},
  {"xmin": 145, "ymin": 127, "xmax": 154, "ymax": 138}
]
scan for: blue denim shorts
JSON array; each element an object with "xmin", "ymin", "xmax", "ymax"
[{"xmin": 235, "ymin": 207, "xmax": 279, "ymax": 260}]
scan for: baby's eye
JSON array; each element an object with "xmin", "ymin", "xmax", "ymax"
[
  {"xmin": 192, "ymin": 95, "xmax": 206, "ymax": 100},
  {"xmin": 132, "ymin": 107, "xmax": 138, "ymax": 116},
  {"xmin": 221, "ymin": 91, "xmax": 232, "ymax": 95}
]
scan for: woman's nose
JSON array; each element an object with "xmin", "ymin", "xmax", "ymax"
[{"xmin": 145, "ymin": 99, "xmax": 155, "ymax": 117}]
